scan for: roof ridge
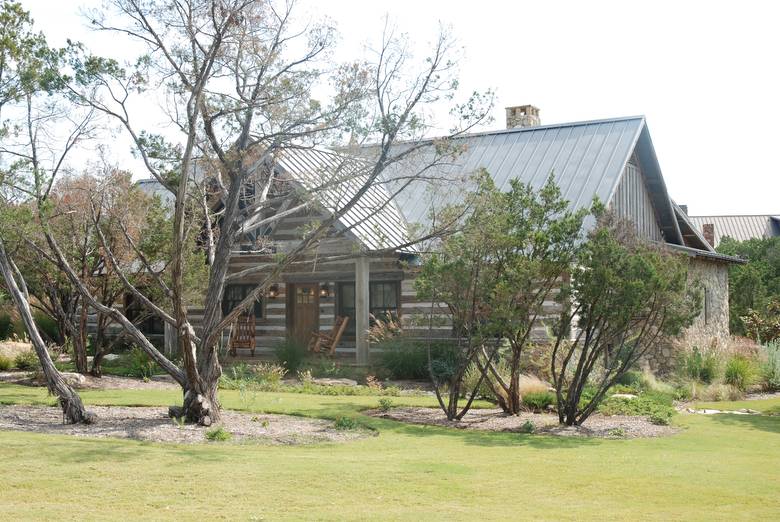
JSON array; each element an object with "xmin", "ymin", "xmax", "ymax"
[{"xmin": 689, "ymin": 214, "xmax": 780, "ymax": 218}]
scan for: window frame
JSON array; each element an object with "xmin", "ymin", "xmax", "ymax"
[
  {"xmin": 222, "ymin": 284, "xmax": 263, "ymax": 319},
  {"xmin": 336, "ymin": 280, "xmax": 401, "ymax": 335}
]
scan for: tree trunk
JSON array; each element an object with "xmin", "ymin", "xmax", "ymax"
[
  {"xmin": 72, "ymin": 303, "xmax": 89, "ymax": 373},
  {"xmin": 0, "ymin": 239, "xmax": 95, "ymax": 424}
]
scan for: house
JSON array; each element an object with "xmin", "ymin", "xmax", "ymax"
[
  {"xmin": 127, "ymin": 105, "xmax": 743, "ymax": 369},
  {"xmin": 687, "ymin": 214, "xmax": 780, "ymax": 248}
]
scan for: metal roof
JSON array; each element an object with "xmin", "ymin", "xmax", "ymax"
[
  {"xmin": 378, "ymin": 116, "xmax": 684, "ymax": 242},
  {"xmin": 687, "ymin": 215, "xmax": 780, "ymax": 246},
  {"xmin": 273, "ymin": 147, "xmax": 411, "ymax": 252}
]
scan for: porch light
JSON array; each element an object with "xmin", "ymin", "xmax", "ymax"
[
  {"xmin": 319, "ymin": 283, "xmax": 330, "ymax": 298},
  {"xmin": 268, "ymin": 284, "xmax": 279, "ymax": 299}
]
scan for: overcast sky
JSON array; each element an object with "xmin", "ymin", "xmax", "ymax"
[{"xmin": 21, "ymin": 0, "xmax": 780, "ymax": 216}]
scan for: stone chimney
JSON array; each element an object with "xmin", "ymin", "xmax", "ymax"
[
  {"xmin": 506, "ymin": 105, "xmax": 540, "ymax": 129},
  {"xmin": 702, "ymin": 223, "xmax": 715, "ymax": 247}
]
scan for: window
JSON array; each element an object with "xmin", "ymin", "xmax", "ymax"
[
  {"xmin": 222, "ymin": 284, "xmax": 263, "ymax": 318},
  {"xmin": 337, "ymin": 281, "xmax": 400, "ymax": 334},
  {"xmin": 124, "ymin": 294, "xmax": 164, "ymax": 336}
]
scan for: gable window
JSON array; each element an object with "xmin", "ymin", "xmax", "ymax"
[
  {"xmin": 337, "ymin": 281, "xmax": 400, "ymax": 334},
  {"xmin": 222, "ymin": 284, "xmax": 263, "ymax": 318}
]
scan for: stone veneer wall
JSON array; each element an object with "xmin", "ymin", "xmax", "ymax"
[{"xmin": 643, "ymin": 258, "xmax": 730, "ymax": 375}]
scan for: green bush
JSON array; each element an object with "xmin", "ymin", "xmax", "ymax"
[
  {"xmin": 333, "ymin": 416, "xmax": 360, "ymax": 430},
  {"xmin": 0, "ymin": 313, "xmax": 13, "ymax": 340},
  {"xmin": 680, "ymin": 347, "xmax": 720, "ymax": 383},
  {"xmin": 13, "ymin": 350, "xmax": 39, "ymax": 371},
  {"xmin": 519, "ymin": 420, "xmax": 535, "ymax": 434},
  {"xmin": 378, "ymin": 397, "xmax": 394, "ymax": 412},
  {"xmin": 378, "ymin": 338, "xmax": 459, "ymax": 380},
  {"xmin": 616, "ymin": 370, "xmax": 644, "ymax": 390},
  {"xmin": 33, "ymin": 312, "xmax": 60, "ymax": 343},
  {"xmin": 0, "ymin": 355, "xmax": 12, "ymax": 371},
  {"xmin": 274, "ymin": 339, "xmax": 307, "ymax": 375},
  {"xmin": 522, "ymin": 390, "xmax": 555, "ymax": 412},
  {"xmin": 129, "ymin": 346, "xmax": 157, "ymax": 378},
  {"xmin": 598, "ymin": 392, "xmax": 675, "ymax": 423},
  {"xmin": 205, "ymin": 426, "xmax": 231, "ymax": 442},
  {"xmin": 761, "ymin": 341, "xmax": 780, "ymax": 391},
  {"xmin": 724, "ymin": 355, "xmax": 754, "ymax": 391}
]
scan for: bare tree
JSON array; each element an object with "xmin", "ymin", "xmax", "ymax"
[{"xmin": 27, "ymin": 0, "xmax": 493, "ymax": 425}]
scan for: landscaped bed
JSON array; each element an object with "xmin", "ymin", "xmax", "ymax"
[
  {"xmin": 368, "ymin": 406, "xmax": 679, "ymax": 438},
  {"xmin": 0, "ymin": 404, "xmax": 371, "ymax": 445}
]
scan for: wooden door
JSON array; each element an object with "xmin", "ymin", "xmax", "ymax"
[{"xmin": 287, "ymin": 283, "xmax": 320, "ymax": 346}]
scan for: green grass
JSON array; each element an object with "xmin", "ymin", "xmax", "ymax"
[{"xmin": 0, "ymin": 384, "xmax": 779, "ymax": 520}]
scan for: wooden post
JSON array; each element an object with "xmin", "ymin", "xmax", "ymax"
[{"xmin": 355, "ymin": 256, "xmax": 370, "ymax": 365}]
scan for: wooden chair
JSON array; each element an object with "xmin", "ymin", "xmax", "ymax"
[
  {"xmin": 308, "ymin": 316, "xmax": 350, "ymax": 356},
  {"xmin": 229, "ymin": 313, "xmax": 256, "ymax": 356}
]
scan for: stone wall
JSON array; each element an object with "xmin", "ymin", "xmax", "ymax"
[{"xmin": 643, "ymin": 258, "xmax": 730, "ymax": 375}]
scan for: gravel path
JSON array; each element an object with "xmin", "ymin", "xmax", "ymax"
[
  {"xmin": 0, "ymin": 405, "xmax": 370, "ymax": 445},
  {"xmin": 370, "ymin": 407, "xmax": 679, "ymax": 438}
]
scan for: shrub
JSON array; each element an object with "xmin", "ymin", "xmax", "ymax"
[
  {"xmin": 205, "ymin": 426, "xmax": 231, "ymax": 442},
  {"xmin": 598, "ymin": 393, "xmax": 675, "ymax": 423},
  {"xmin": 0, "ymin": 313, "xmax": 13, "ymax": 340},
  {"xmin": 724, "ymin": 355, "xmax": 754, "ymax": 391},
  {"xmin": 0, "ymin": 355, "xmax": 12, "ymax": 371},
  {"xmin": 700, "ymin": 383, "xmax": 743, "ymax": 402},
  {"xmin": 378, "ymin": 397, "xmax": 394, "ymax": 412},
  {"xmin": 252, "ymin": 362, "xmax": 286, "ymax": 385},
  {"xmin": 616, "ymin": 370, "xmax": 644, "ymax": 390},
  {"xmin": 680, "ymin": 347, "xmax": 720, "ymax": 383},
  {"xmin": 607, "ymin": 427, "xmax": 627, "ymax": 437},
  {"xmin": 333, "ymin": 416, "xmax": 360, "ymax": 430},
  {"xmin": 274, "ymin": 339, "xmax": 307, "ymax": 375},
  {"xmin": 519, "ymin": 420, "xmax": 535, "ymax": 434},
  {"xmin": 13, "ymin": 350, "xmax": 39, "ymax": 371},
  {"xmin": 522, "ymin": 390, "xmax": 555, "ymax": 412},
  {"xmin": 378, "ymin": 338, "xmax": 458, "ymax": 380},
  {"xmin": 761, "ymin": 341, "xmax": 780, "ymax": 391},
  {"xmin": 129, "ymin": 346, "xmax": 156, "ymax": 378},
  {"xmin": 33, "ymin": 312, "xmax": 60, "ymax": 343}
]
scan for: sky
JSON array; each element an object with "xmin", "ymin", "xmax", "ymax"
[{"xmin": 20, "ymin": 0, "xmax": 780, "ymax": 216}]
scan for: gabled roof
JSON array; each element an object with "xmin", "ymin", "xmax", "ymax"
[
  {"xmin": 381, "ymin": 115, "xmax": 684, "ymax": 244},
  {"xmin": 272, "ymin": 147, "xmax": 411, "ymax": 251},
  {"xmin": 687, "ymin": 214, "xmax": 780, "ymax": 246}
]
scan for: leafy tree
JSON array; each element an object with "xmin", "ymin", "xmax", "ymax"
[
  {"xmin": 416, "ymin": 172, "xmax": 587, "ymax": 417},
  {"xmin": 550, "ymin": 212, "xmax": 700, "ymax": 426},
  {"xmin": 718, "ymin": 236, "xmax": 780, "ymax": 336}
]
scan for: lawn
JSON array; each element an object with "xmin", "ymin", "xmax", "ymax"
[{"xmin": 0, "ymin": 384, "xmax": 778, "ymax": 521}]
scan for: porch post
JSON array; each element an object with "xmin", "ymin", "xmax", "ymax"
[{"xmin": 355, "ymin": 255, "xmax": 370, "ymax": 365}]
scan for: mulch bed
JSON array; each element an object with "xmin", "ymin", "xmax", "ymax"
[
  {"xmin": 0, "ymin": 405, "xmax": 370, "ymax": 445},
  {"xmin": 369, "ymin": 407, "xmax": 679, "ymax": 439}
]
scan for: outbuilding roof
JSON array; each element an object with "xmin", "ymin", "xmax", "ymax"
[{"xmin": 687, "ymin": 214, "xmax": 780, "ymax": 246}]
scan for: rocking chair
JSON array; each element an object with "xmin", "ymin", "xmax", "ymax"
[
  {"xmin": 229, "ymin": 312, "xmax": 256, "ymax": 356},
  {"xmin": 308, "ymin": 316, "xmax": 349, "ymax": 356}
]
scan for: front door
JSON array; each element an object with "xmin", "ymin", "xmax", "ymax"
[{"xmin": 287, "ymin": 283, "xmax": 320, "ymax": 346}]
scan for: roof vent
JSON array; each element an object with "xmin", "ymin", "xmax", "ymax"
[{"xmin": 506, "ymin": 105, "xmax": 540, "ymax": 129}]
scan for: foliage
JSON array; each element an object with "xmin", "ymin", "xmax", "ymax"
[
  {"xmin": 718, "ymin": 237, "xmax": 780, "ymax": 337},
  {"xmin": 761, "ymin": 341, "xmax": 780, "ymax": 391},
  {"xmin": 274, "ymin": 339, "xmax": 307, "ymax": 375},
  {"xmin": 519, "ymin": 420, "xmax": 535, "ymax": 434},
  {"xmin": 724, "ymin": 355, "xmax": 755, "ymax": 391},
  {"xmin": 128, "ymin": 346, "xmax": 157, "ymax": 379},
  {"xmin": 522, "ymin": 391, "xmax": 555, "ymax": 412},
  {"xmin": 378, "ymin": 397, "xmax": 394, "ymax": 412},
  {"xmin": 0, "ymin": 355, "xmax": 11, "ymax": 371},
  {"xmin": 598, "ymin": 393, "xmax": 675, "ymax": 425},
  {"xmin": 204, "ymin": 426, "xmax": 231, "ymax": 442},
  {"xmin": 13, "ymin": 350, "xmax": 39, "ymax": 371},
  {"xmin": 0, "ymin": 313, "xmax": 12, "ymax": 340},
  {"xmin": 32, "ymin": 312, "xmax": 59, "ymax": 343},
  {"xmin": 680, "ymin": 346, "xmax": 721, "ymax": 383},
  {"xmin": 415, "ymin": 173, "xmax": 587, "ymax": 418},
  {"xmin": 740, "ymin": 300, "xmax": 780, "ymax": 344},
  {"xmin": 551, "ymin": 212, "xmax": 700, "ymax": 426},
  {"xmin": 333, "ymin": 416, "xmax": 360, "ymax": 430},
  {"xmin": 378, "ymin": 338, "xmax": 458, "ymax": 380}
]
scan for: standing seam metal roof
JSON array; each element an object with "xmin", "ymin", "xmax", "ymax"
[{"xmin": 687, "ymin": 215, "xmax": 780, "ymax": 246}]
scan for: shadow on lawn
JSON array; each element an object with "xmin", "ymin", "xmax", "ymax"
[
  {"xmin": 707, "ymin": 412, "xmax": 780, "ymax": 434},
  {"xmin": 315, "ymin": 402, "xmax": 603, "ymax": 449}
]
